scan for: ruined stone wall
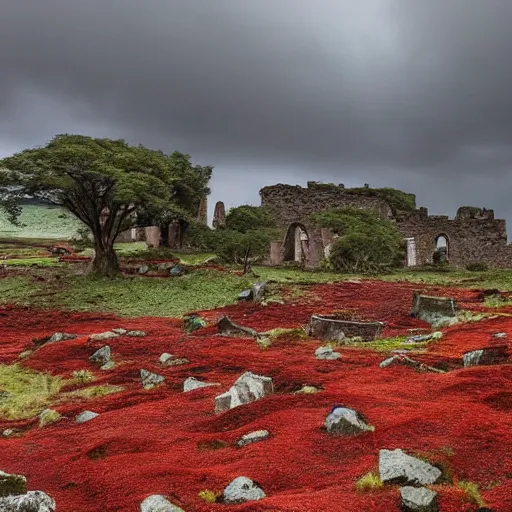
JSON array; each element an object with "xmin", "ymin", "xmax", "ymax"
[
  {"xmin": 259, "ymin": 183, "xmax": 393, "ymax": 228},
  {"xmin": 397, "ymin": 207, "xmax": 512, "ymax": 268}
]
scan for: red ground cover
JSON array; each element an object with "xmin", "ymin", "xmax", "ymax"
[{"xmin": 0, "ymin": 280, "xmax": 511, "ymax": 512}]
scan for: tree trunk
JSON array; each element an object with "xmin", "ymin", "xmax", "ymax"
[{"xmin": 92, "ymin": 242, "xmax": 121, "ymax": 277}]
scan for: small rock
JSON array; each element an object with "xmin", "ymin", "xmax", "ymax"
[
  {"xmin": 127, "ymin": 330, "xmax": 146, "ymax": 337},
  {"xmin": 183, "ymin": 314, "xmax": 207, "ymax": 333},
  {"xmin": 315, "ymin": 346, "xmax": 341, "ymax": 360},
  {"xmin": 100, "ymin": 360, "xmax": 116, "ymax": 371},
  {"xmin": 222, "ymin": 476, "xmax": 266, "ymax": 504},
  {"xmin": 0, "ymin": 491, "xmax": 56, "ymax": 511},
  {"xmin": 140, "ymin": 494, "xmax": 184, "ymax": 512},
  {"xmin": 400, "ymin": 486, "xmax": 439, "ymax": 512},
  {"xmin": 379, "ymin": 449, "xmax": 442, "ymax": 486},
  {"xmin": 138, "ymin": 264, "xmax": 149, "ymax": 274},
  {"xmin": 251, "ymin": 282, "xmax": 267, "ymax": 301},
  {"xmin": 169, "ymin": 264, "xmax": 182, "ymax": 276},
  {"xmin": 2, "ymin": 429, "xmax": 19, "ymax": 438},
  {"xmin": 75, "ymin": 411, "xmax": 99, "ymax": 424},
  {"xmin": 238, "ymin": 289, "xmax": 253, "ymax": 301},
  {"xmin": 159, "ymin": 353, "xmax": 173, "ymax": 365},
  {"xmin": 0, "ymin": 469, "xmax": 27, "ymax": 497},
  {"xmin": 166, "ymin": 358, "xmax": 190, "ymax": 366},
  {"xmin": 111, "ymin": 328, "xmax": 127, "ymax": 335},
  {"xmin": 39, "ymin": 409, "xmax": 61, "ymax": 428},
  {"xmin": 19, "ymin": 350, "xmax": 33, "ymax": 360},
  {"xmin": 217, "ymin": 316, "xmax": 259, "ymax": 338},
  {"xmin": 295, "ymin": 385, "xmax": 320, "ymax": 394},
  {"xmin": 215, "ymin": 371, "xmax": 273, "ymax": 413},
  {"xmin": 48, "ymin": 332, "xmax": 77, "ymax": 343},
  {"xmin": 183, "ymin": 377, "xmax": 217, "ymax": 392},
  {"xmin": 237, "ymin": 430, "xmax": 270, "ymax": 447},
  {"xmin": 89, "ymin": 346, "xmax": 111, "ymax": 366},
  {"xmin": 492, "ymin": 332, "xmax": 507, "ymax": 338},
  {"xmin": 89, "ymin": 331, "xmax": 119, "ymax": 341},
  {"xmin": 141, "ymin": 369, "xmax": 165, "ymax": 390},
  {"xmin": 379, "ymin": 355, "xmax": 444, "ymax": 373},
  {"xmin": 325, "ymin": 407, "xmax": 374, "ymax": 436}
]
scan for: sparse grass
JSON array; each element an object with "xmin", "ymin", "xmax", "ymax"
[
  {"xmin": 0, "ymin": 277, "xmax": 43, "ymax": 305},
  {"xmin": 198, "ymin": 490, "xmax": 221, "ymax": 504},
  {"xmin": 39, "ymin": 408, "xmax": 61, "ymax": 427},
  {"xmin": 458, "ymin": 481, "xmax": 486, "ymax": 507},
  {"xmin": 261, "ymin": 327, "xmax": 308, "ymax": 340},
  {"xmin": 2, "ymin": 258, "xmax": 61, "ymax": 267},
  {"xmin": 0, "ymin": 364, "xmax": 66, "ymax": 420},
  {"xmin": 71, "ymin": 369, "xmax": 95, "ymax": 384},
  {"xmin": 61, "ymin": 385, "xmax": 124, "ymax": 401},
  {"xmin": 355, "ymin": 472, "xmax": 383, "ymax": 492},
  {"xmin": 340, "ymin": 336, "xmax": 426, "ymax": 352}
]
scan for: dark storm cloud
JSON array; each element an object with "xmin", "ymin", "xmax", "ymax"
[{"xmin": 2, "ymin": 0, "xmax": 512, "ymax": 224}]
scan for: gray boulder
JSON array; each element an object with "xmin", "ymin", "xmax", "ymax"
[
  {"xmin": 379, "ymin": 449, "xmax": 442, "ymax": 486},
  {"xmin": 141, "ymin": 369, "xmax": 165, "ymax": 390},
  {"xmin": 127, "ymin": 330, "xmax": 146, "ymax": 337},
  {"xmin": 75, "ymin": 411, "xmax": 99, "ymax": 424},
  {"xmin": 0, "ymin": 470, "xmax": 27, "ymax": 497},
  {"xmin": 324, "ymin": 407, "xmax": 374, "ymax": 436},
  {"xmin": 140, "ymin": 494, "xmax": 184, "ymax": 512},
  {"xmin": 223, "ymin": 476, "xmax": 265, "ymax": 504},
  {"xmin": 0, "ymin": 491, "xmax": 56, "ymax": 512},
  {"xmin": 217, "ymin": 316, "xmax": 259, "ymax": 338},
  {"xmin": 47, "ymin": 332, "xmax": 77, "ymax": 343},
  {"xmin": 237, "ymin": 430, "xmax": 270, "ymax": 447},
  {"xmin": 183, "ymin": 377, "xmax": 217, "ymax": 392},
  {"xmin": 111, "ymin": 328, "xmax": 127, "ymax": 335},
  {"xmin": 215, "ymin": 372, "xmax": 273, "ymax": 413},
  {"xmin": 89, "ymin": 346, "xmax": 111, "ymax": 366},
  {"xmin": 89, "ymin": 331, "xmax": 119, "ymax": 341},
  {"xmin": 315, "ymin": 346, "xmax": 341, "ymax": 360},
  {"xmin": 400, "ymin": 486, "xmax": 439, "ymax": 512}
]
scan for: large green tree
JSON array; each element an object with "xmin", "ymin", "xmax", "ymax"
[{"xmin": 0, "ymin": 135, "xmax": 212, "ymax": 276}]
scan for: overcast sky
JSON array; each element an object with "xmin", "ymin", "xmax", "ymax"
[{"xmin": 1, "ymin": 0, "xmax": 512, "ymax": 229}]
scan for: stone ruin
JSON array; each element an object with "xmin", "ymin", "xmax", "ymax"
[
  {"xmin": 213, "ymin": 201, "xmax": 226, "ymax": 229},
  {"xmin": 256, "ymin": 182, "xmax": 512, "ymax": 269}
]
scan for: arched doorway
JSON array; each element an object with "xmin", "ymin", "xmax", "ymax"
[
  {"xmin": 283, "ymin": 223, "xmax": 310, "ymax": 264},
  {"xmin": 433, "ymin": 234, "xmax": 449, "ymax": 264}
]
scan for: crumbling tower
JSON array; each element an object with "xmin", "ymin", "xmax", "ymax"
[{"xmin": 212, "ymin": 201, "xmax": 226, "ymax": 229}]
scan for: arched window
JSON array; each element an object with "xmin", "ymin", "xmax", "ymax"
[{"xmin": 283, "ymin": 223, "xmax": 310, "ymax": 263}]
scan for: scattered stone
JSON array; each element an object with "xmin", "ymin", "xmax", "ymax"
[
  {"xmin": 315, "ymin": 346, "xmax": 341, "ymax": 360},
  {"xmin": 75, "ymin": 411, "xmax": 99, "ymax": 424},
  {"xmin": 215, "ymin": 372, "xmax": 273, "ymax": 413},
  {"xmin": 222, "ymin": 476, "xmax": 266, "ymax": 504},
  {"xmin": 89, "ymin": 346, "xmax": 111, "ymax": 366},
  {"xmin": 141, "ymin": 369, "xmax": 165, "ymax": 390},
  {"xmin": 18, "ymin": 350, "xmax": 32, "ymax": 360},
  {"xmin": 379, "ymin": 449, "xmax": 442, "ymax": 486},
  {"xmin": 251, "ymin": 282, "xmax": 267, "ymax": 301},
  {"xmin": 325, "ymin": 407, "xmax": 374, "ymax": 435},
  {"xmin": 237, "ymin": 430, "xmax": 270, "ymax": 447},
  {"xmin": 295, "ymin": 385, "xmax": 320, "ymax": 394},
  {"xmin": 400, "ymin": 486, "xmax": 439, "ymax": 512},
  {"xmin": 140, "ymin": 494, "xmax": 184, "ymax": 512},
  {"xmin": 39, "ymin": 409, "xmax": 61, "ymax": 428},
  {"xmin": 47, "ymin": 332, "xmax": 77, "ymax": 343},
  {"xmin": 159, "ymin": 353, "xmax": 173, "ymax": 365},
  {"xmin": 169, "ymin": 264, "xmax": 182, "ymax": 276},
  {"xmin": 89, "ymin": 331, "xmax": 119, "ymax": 341},
  {"xmin": 492, "ymin": 332, "xmax": 507, "ymax": 338},
  {"xmin": 463, "ymin": 346, "xmax": 509, "ymax": 367},
  {"xmin": 405, "ymin": 331, "xmax": 443, "ymax": 344},
  {"xmin": 166, "ymin": 358, "xmax": 190, "ymax": 366},
  {"xmin": 379, "ymin": 355, "xmax": 445, "ymax": 373},
  {"xmin": 217, "ymin": 316, "xmax": 259, "ymax": 338},
  {"xmin": 111, "ymin": 328, "xmax": 127, "ymax": 335},
  {"xmin": 138, "ymin": 264, "xmax": 149, "ymax": 274},
  {"xmin": 100, "ymin": 360, "xmax": 116, "ymax": 371},
  {"xmin": 308, "ymin": 314, "xmax": 385, "ymax": 342},
  {"xmin": 0, "ymin": 469, "xmax": 27, "ymax": 497},
  {"xmin": 2, "ymin": 429, "xmax": 19, "ymax": 438},
  {"xmin": 127, "ymin": 330, "xmax": 146, "ymax": 337},
  {"xmin": 0, "ymin": 491, "xmax": 56, "ymax": 511},
  {"xmin": 183, "ymin": 377, "xmax": 217, "ymax": 392},
  {"xmin": 238, "ymin": 289, "xmax": 253, "ymax": 301}
]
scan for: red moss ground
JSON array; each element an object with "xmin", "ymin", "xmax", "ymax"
[{"xmin": 0, "ymin": 280, "xmax": 511, "ymax": 512}]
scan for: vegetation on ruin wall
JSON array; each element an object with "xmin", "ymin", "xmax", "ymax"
[
  {"xmin": 313, "ymin": 208, "xmax": 405, "ymax": 273},
  {"xmin": 307, "ymin": 182, "xmax": 416, "ymax": 212}
]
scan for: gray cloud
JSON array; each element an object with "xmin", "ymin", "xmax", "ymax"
[{"xmin": 1, "ymin": 0, "xmax": 512, "ymax": 227}]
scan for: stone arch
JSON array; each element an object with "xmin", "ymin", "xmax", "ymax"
[
  {"xmin": 433, "ymin": 233, "xmax": 449, "ymax": 264},
  {"xmin": 283, "ymin": 222, "xmax": 311, "ymax": 263}
]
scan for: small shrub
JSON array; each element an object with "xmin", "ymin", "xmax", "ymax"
[
  {"xmin": 198, "ymin": 490, "xmax": 221, "ymax": 503},
  {"xmin": 458, "ymin": 481, "xmax": 486, "ymax": 507},
  {"xmin": 466, "ymin": 262, "xmax": 489, "ymax": 272},
  {"xmin": 72, "ymin": 370, "xmax": 94, "ymax": 384},
  {"xmin": 355, "ymin": 472, "xmax": 383, "ymax": 492}
]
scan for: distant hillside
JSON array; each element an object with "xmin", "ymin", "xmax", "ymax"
[{"xmin": 0, "ymin": 204, "xmax": 83, "ymax": 240}]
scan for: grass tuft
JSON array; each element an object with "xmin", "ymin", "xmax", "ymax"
[
  {"xmin": 198, "ymin": 490, "xmax": 221, "ymax": 503},
  {"xmin": 458, "ymin": 481, "xmax": 486, "ymax": 507},
  {"xmin": 355, "ymin": 472, "xmax": 383, "ymax": 492}
]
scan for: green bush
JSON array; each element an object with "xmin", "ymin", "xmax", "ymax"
[
  {"xmin": 225, "ymin": 205, "xmax": 275, "ymax": 233},
  {"xmin": 465, "ymin": 262, "xmax": 489, "ymax": 272},
  {"xmin": 214, "ymin": 228, "xmax": 280, "ymax": 264}
]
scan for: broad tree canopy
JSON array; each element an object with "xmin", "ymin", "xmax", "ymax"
[{"xmin": 0, "ymin": 134, "xmax": 212, "ymax": 276}]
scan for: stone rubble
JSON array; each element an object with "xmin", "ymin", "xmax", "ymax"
[
  {"xmin": 140, "ymin": 369, "xmax": 165, "ymax": 390},
  {"xmin": 379, "ymin": 449, "xmax": 442, "ymax": 486},
  {"xmin": 237, "ymin": 430, "xmax": 270, "ymax": 447},
  {"xmin": 315, "ymin": 346, "xmax": 342, "ymax": 360},
  {"xmin": 222, "ymin": 476, "xmax": 266, "ymax": 504},
  {"xmin": 324, "ymin": 407, "xmax": 374, "ymax": 436}
]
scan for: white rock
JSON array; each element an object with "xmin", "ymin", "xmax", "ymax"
[
  {"xmin": 48, "ymin": 332, "xmax": 77, "ymax": 343},
  {"xmin": 89, "ymin": 346, "xmax": 111, "ymax": 366},
  {"xmin": 127, "ymin": 330, "xmax": 146, "ymax": 337},
  {"xmin": 237, "ymin": 430, "xmax": 270, "ymax": 447},
  {"xmin": 0, "ymin": 491, "xmax": 56, "ymax": 511},
  {"xmin": 379, "ymin": 449, "xmax": 442, "ymax": 486},
  {"xmin": 223, "ymin": 476, "xmax": 265, "ymax": 504},
  {"xmin": 183, "ymin": 377, "xmax": 217, "ymax": 392},
  {"xmin": 214, "ymin": 372, "xmax": 273, "ymax": 413},
  {"xmin": 111, "ymin": 328, "xmax": 127, "ymax": 335},
  {"xmin": 75, "ymin": 411, "xmax": 99, "ymax": 424},
  {"xmin": 140, "ymin": 494, "xmax": 184, "ymax": 512},
  {"xmin": 325, "ymin": 407, "xmax": 374, "ymax": 435},
  {"xmin": 159, "ymin": 353, "xmax": 173, "ymax": 365},
  {"xmin": 141, "ymin": 369, "xmax": 165, "ymax": 390},
  {"xmin": 89, "ymin": 331, "xmax": 119, "ymax": 341},
  {"xmin": 315, "ymin": 346, "xmax": 341, "ymax": 360},
  {"xmin": 400, "ymin": 486, "xmax": 439, "ymax": 511}
]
